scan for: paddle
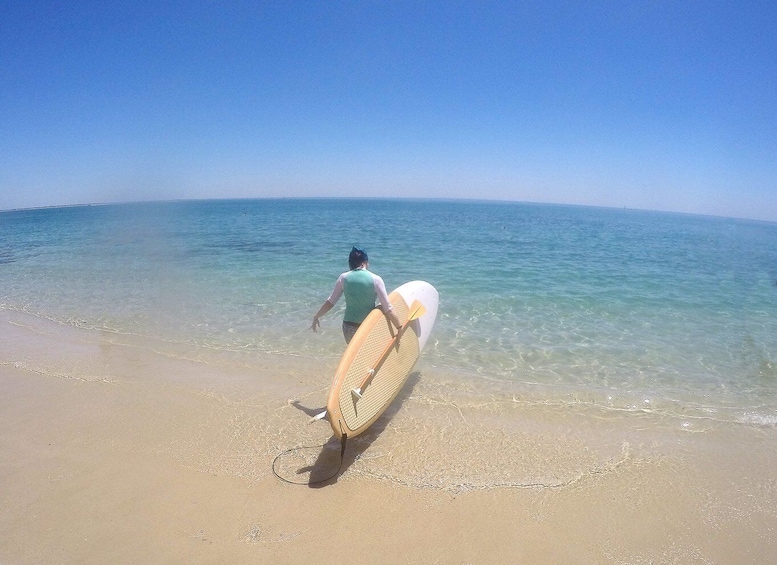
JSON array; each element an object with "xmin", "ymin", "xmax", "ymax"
[{"xmin": 351, "ymin": 300, "xmax": 427, "ymax": 402}]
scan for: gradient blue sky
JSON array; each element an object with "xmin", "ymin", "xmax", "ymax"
[{"xmin": 2, "ymin": 1, "xmax": 776, "ymax": 220}]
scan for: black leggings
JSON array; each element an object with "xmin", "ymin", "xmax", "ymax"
[{"xmin": 342, "ymin": 321, "xmax": 360, "ymax": 344}]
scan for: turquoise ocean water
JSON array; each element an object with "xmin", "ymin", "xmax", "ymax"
[{"xmin": 2, "ymin": 198, "xmax": 776, "ymax": 429}]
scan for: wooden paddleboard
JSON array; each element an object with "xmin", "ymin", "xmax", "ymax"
[{"xmin": 326, "ymin": 280, "xmax": 439, "ymax": 439}]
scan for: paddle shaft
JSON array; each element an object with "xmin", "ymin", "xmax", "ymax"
[{"xmin": 355, "ymin": 300, "xmax": 426, "ymax": 394}]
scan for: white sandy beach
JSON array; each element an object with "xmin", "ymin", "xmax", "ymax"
[{"xmin": 2, "ymin": 311, "xmax": 776, "ymax": 564}]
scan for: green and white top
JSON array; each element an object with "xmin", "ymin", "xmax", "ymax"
[{"xmin": 326, "ymin": 268, "xmax": 393, "ymax": 324}]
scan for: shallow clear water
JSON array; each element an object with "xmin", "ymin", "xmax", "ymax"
[{"xmin": 2, "ymin": 198, "xmax": 776, "ymax": 427}]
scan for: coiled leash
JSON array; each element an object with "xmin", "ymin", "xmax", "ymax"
[{"xmin": 272, "ymin": 432, "xmax": 348, "ymax": 486}]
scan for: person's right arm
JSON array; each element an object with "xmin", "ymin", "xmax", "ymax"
[
  {"xmin": 311, "ymin": 301, "xmax": 333, "ymax": 332},
  {"xmin": 311, "ymin": 274, "xmax": 345, "ymax": 332}
]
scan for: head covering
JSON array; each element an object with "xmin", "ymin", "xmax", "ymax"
[{"xmin": 349, "ymin": 246, "xmax": 368, "ymax": 270}]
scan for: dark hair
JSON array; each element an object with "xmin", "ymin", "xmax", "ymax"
[{"xmin": 349, "ymin": 246, "xmax": 368, "ymax": 270}]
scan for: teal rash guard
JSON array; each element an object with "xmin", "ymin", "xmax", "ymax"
[{"xmin": 326, "ymin": 268, "xmax": 393, "ymax": 324}]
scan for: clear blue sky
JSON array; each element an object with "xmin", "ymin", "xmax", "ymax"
[{"xmin": 2, "ymin": 1, "xmax": 776, "ymax": 220}]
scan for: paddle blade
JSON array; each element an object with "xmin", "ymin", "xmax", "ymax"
[{"xmin": 406, "ymin": 300, "xmax": 427, "ymax": 322}]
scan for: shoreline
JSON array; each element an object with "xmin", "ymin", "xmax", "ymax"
[{"xmin": 2, "ymin": 311, "xmax": 776, "ymax": 563}]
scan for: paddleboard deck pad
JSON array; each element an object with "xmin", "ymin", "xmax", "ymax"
[{"xmin": 326, "ymin": 280, "xmax": 438, "ymax": 440}]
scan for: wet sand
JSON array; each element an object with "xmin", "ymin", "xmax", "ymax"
[{"xmin": 1, "ymin": 312, "xmax": 776, "ymax": 564}]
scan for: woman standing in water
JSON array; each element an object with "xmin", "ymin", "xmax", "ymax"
[{"xmin": 311, "ymin": 247, "xmax": 401, "ymax": 343}]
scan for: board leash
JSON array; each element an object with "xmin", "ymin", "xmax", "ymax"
[{"xmin": 272, "ymin": 432, "xmax": 348, "ymax": 486}]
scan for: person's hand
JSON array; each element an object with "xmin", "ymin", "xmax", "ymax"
[
  {"xmin": 389, "ymin": 314, "xmax": 402, "ymax": 342},
  {"xmin": 311, "ymin": 316, "xmax": 321, "ymax": 332}
]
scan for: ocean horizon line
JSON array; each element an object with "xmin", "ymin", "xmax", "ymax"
[{"xmin": 2, "ymin": 195, "xmax": 774, "ymax": 225}]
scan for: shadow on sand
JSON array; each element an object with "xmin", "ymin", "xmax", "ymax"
[{"xmin": 279, "ymin": 372, "xmax": 422, "ymax": 488}]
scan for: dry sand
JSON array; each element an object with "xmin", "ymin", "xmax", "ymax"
[{"xmin": 1, "ymin": 313, "xmax": 776, "ymax": 564}]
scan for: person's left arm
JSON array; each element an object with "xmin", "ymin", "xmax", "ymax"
[{"xmin": 373, "ymin": 275, "xmax": 402, "ymax": 330}]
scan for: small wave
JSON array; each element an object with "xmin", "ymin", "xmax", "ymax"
[
  {"xmin": 3, "ymin": 361, "xmax": 117, "ymax": 384},
  {"xmin": 738, "ymin": 412, "xmax": 777, "ymax": 427}
]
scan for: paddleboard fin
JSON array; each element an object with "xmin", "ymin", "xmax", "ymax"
[{"xmin": 308, "ymin": 410, "xmax": 328, "ymax": 424}]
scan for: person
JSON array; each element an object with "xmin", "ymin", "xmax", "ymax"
[{"xmin": 311, "ymin": 247, "xmax": 401, "ymax": 343}]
